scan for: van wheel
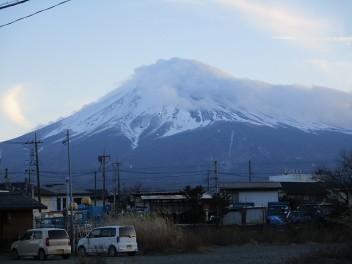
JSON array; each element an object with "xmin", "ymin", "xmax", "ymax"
[
  {"xmin": 11, "ymin": 249, "xmax": 19, "ymax": 260},
  {"xmin": 78, "ymin": 246, "xmax": 86, "ymax": 257},
  {"xmin": 108, "ymin": 246, "xmax": 116, "ymax": 257},
  {"xmin": 38, "ymin": 249, "xmax": 47, "ymax": 260},
  {"xmin": 128, "ymin": 252, "xmax": 136, "ymax": 256}
]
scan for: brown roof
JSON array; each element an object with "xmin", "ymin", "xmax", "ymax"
[{"xmin": 0, "ymin": 192, "xmax": 47, "ymax": 210}]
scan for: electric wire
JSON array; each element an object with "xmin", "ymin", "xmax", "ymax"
[
  {"xmin": 0, "ymin": 0, "xmax": 29, "ymax": 10},
  {"xmin": 0, "ymin": 0, "xmax": 71, "ymax": 28}
]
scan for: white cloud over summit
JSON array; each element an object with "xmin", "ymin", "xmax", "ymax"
[{"xmin": 120, "ymin": 58, "xmax": 352, "ymax": 131}]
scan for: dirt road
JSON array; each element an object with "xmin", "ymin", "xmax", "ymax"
[{"xmin": 0, "ymin": 243, "xmax": 344, "ymax": 264}]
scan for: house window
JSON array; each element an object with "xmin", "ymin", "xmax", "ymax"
[
  {"xmin": 57, "ymin": 198, "xmax": 61, "ymax": 211},
  {"xmin": 63, "ymin": 198, "xmax": 67, "ymax": 209},
  {"xmin": 231, "ymin": 193, "xmax": 239, "ymax": 204}
]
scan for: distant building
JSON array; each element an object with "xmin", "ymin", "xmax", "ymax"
[
  {"xmin": 269, "ymin": 171, "xmax": 315, "ymax": 183},
  {"xmin": 131, "ymin": 191, "xmax": 212, "ymax": 222},
  {"xmin": 0, "ymin": 182, "xmax": 106, "ymax": 217},
  {"xmin": 268, "ymin": 172, "xmax": 328, "ymax": 208},
  {"xmin": 220, "ymin": 182, "xmax": 282, "ymax": 207}
]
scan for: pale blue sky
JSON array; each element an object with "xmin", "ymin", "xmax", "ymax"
[{"xmin": 1, "ymin": 0, "xmax": 351, "ymax": 141}]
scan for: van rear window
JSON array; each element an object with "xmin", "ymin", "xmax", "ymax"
[
  {"xmin": 119, "ymin": 227, "xmax": 136, "ymax": 237},
  {"xmin": 48, "ymin": 230, "xmax": 68, "ymax": 239}
]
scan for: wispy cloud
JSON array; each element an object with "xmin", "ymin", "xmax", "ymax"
[
  {"xmin": 217, "ymin": 0, "xmax": 349, "ymax": 45},
  {"xmin": 307, "ymin": 59, "xmax": 335, "ymax": 75},
  {"xmin": 2, "ymin": 85, "xmax": 31, "ymax": 128},
  {"xmin": 273, "ymin": 36, "xmax": 352, "ymax": 44},
  {"xmin": 306, "ymin": 59, "xmax": 352, "ymax": 92}
]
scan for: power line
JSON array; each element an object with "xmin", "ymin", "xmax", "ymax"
[
  {"xmin": 0, "ymin": 0, "xmax": 71, "ymax": 28},
  {"xmin": 0, "ymin": 0, "xmax": 29, "ymax": 10}
]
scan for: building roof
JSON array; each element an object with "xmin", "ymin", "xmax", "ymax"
[
  {"xmin": 0, "ymin": 192, "xmax": 47, "ymax": 210},
  {"xmin": 280, "ymin": 182, "xmax": 328, "ymax": 195},
  {"xmin": 141, "ymin": 194, "xmax": 185, "ymax": 200},
  {"xmin": 136, "ymin": 191, "xmax": 213, "ymax": 200},
  {"xmin": 0, "ymin": 182, "xmax": 105, "ymax": 197},
  {"xmin": 39, "ymin": 184, "xmax": 93, "ymax": 196},
  {"xmin": 220, "ymin": 182, "xmax": 282, "ymax": 191},
  {"xmin": 0, "ymin": 182, "xmax": 55, "ymax": 196}
]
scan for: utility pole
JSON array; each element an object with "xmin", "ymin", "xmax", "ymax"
[
  {"xmin": 207, "ymin": 170, "xmax": 210, "ymax": 192},
  {"xmin": 26, "ymin": 133, "xmax": 42, "ymax": 211},
  {"xmin": 214, "ymin": 161, "xmax": 220, "ymax": 223},
  {"xmin": 113, "ymin": 160, "xmax": 122, "ymax": 207},
  {"xmin": 113, "ymin": 164, "xmax": 117, "ymax": 212},
  {"xmin": 25, "ymin": 168, "xmax": 32, "ymax": 185},
  {"xmin": 248, "ymin": 160, "xmax": 252, "ymax": 183},
  {"xmin": 25, "ymin": 168, "xmax": 34, "ymax": 195},
  {"xmin": 94, "ymin": 172, "xmax": 97, "ymax": 206},
  {"xmin": 114, "ymin": 162, "xmax": 118, "ymax": 211},
  {"xmin": 214, "ymin": 160, "xmax": 218, "ymax": 194},
  {"xmin": 98, "ymin": 153, "xmax": 110, "ymax": 206},
  {"xmin": 63, "ymin": 130, "xmax": 74, "ymax": 254},
  {"xmin": 4, "ymin": 168, "xmax": 10, "ymax": 190}
]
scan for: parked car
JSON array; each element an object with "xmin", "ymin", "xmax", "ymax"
[
  {"xmin": 77, "ymin": 225, "xmax": 138, "ymax": 257},
  {"xmin": 266, "ymin": 215, "xmax": 286, "ymax": 225},
  {"xmin": 286, "ymin": 210, "xmax": 311, "ymax": 224},
  {"xmin": 266, "ymin": 204, "xmax": 289, "ymax": 224},
  {"xmin": 11, "ymin": 228, "xmax": 71, "ymax": 260},
  {"xmin": 298, "ymin": 203, "xmax": 328, "ymax": 222}
]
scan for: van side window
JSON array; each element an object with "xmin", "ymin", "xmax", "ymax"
[
  {"xmin": 89, "ymin": 229, "xmax": 101, "ymax": 238},
  {"xmin": 33, "ymin": 231, "xmax": 42, "ymax": 240},
  {"xmin": 22, "ymin": 232, "xmax": 33, "ymax": 240},
  {"xmin": 119, "ymin": 227, "xmax": 136, "ymax": 237},
  {"xmin": 100, "ymin": 228, "xmax": 115, "ymax": 237}
]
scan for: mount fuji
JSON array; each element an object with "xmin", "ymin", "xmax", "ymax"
[{"xmin": 2, "ymin": 58, "xmax": 352, "ymax": 190}]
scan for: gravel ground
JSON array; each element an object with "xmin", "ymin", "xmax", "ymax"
[
  {"xmin": 0, "ymin": 243, "xmax": 347, "ymax": 264},
  {"xmin": 108, "ymin": 243, "xmax": 342, "ymax": 264}
]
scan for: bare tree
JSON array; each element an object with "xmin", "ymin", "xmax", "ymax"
[
  {"xmin": 183, "ymin": 185, "xmax": 205, "ymax": 224},
  {"xmin": 314, "ymin": 151, "xmax": 352, "ymax": 207}
]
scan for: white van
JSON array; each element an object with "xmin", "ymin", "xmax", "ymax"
[
  {"xmin": 11, "ymin": 228, "xmax": 71, "ymax": 260},
  {"xmin": 77, "ymin": 225, "xmax": 138, "ymax": 257}
]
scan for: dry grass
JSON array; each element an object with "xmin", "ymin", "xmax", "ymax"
[
  {"xmin": 106, "ymin": 213, "xmax": 185, "ymax": 254},
  {"xmin": 103, "ymin": 213, "xmax": 352, "ymax": 255}
]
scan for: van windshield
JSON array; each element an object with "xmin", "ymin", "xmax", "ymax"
[{"xmin": 119, "ymin": 227, "xmax": 136, "ymax": 237}]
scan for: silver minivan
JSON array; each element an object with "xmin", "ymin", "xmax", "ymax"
[{"xmin": 77, "ymin": 225, "xmax": 138, "ymax": 257}]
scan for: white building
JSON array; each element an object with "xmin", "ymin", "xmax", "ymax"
[{"xmin": 220, "ymin": 182, "xmax": 282, "ymax": 207}]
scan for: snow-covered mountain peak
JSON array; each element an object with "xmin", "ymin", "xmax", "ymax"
[{"xmin": 42, "ymin": 58, "xmax": 352, "ymax": 148}]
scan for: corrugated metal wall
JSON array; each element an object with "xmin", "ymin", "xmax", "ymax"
[{"xmin": 239, "ymin": 191, "xmax": 278, "ymax": 206}]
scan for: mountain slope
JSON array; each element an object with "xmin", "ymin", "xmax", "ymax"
[
  {"xmin": 41, "ymin": 58, "xmax": 352, "ymax": 149},
  {"xmin": 1, "ymin": 58, "xmax": 352, "ymax": 189}
]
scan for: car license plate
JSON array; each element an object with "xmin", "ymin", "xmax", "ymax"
[
  {"xmin": 56, "ymin": 249, "xmax": 64, "ymax": 254},
  {"xmin": 127, "ymin": 245, "xmax": 132, "ymax": 249}
]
